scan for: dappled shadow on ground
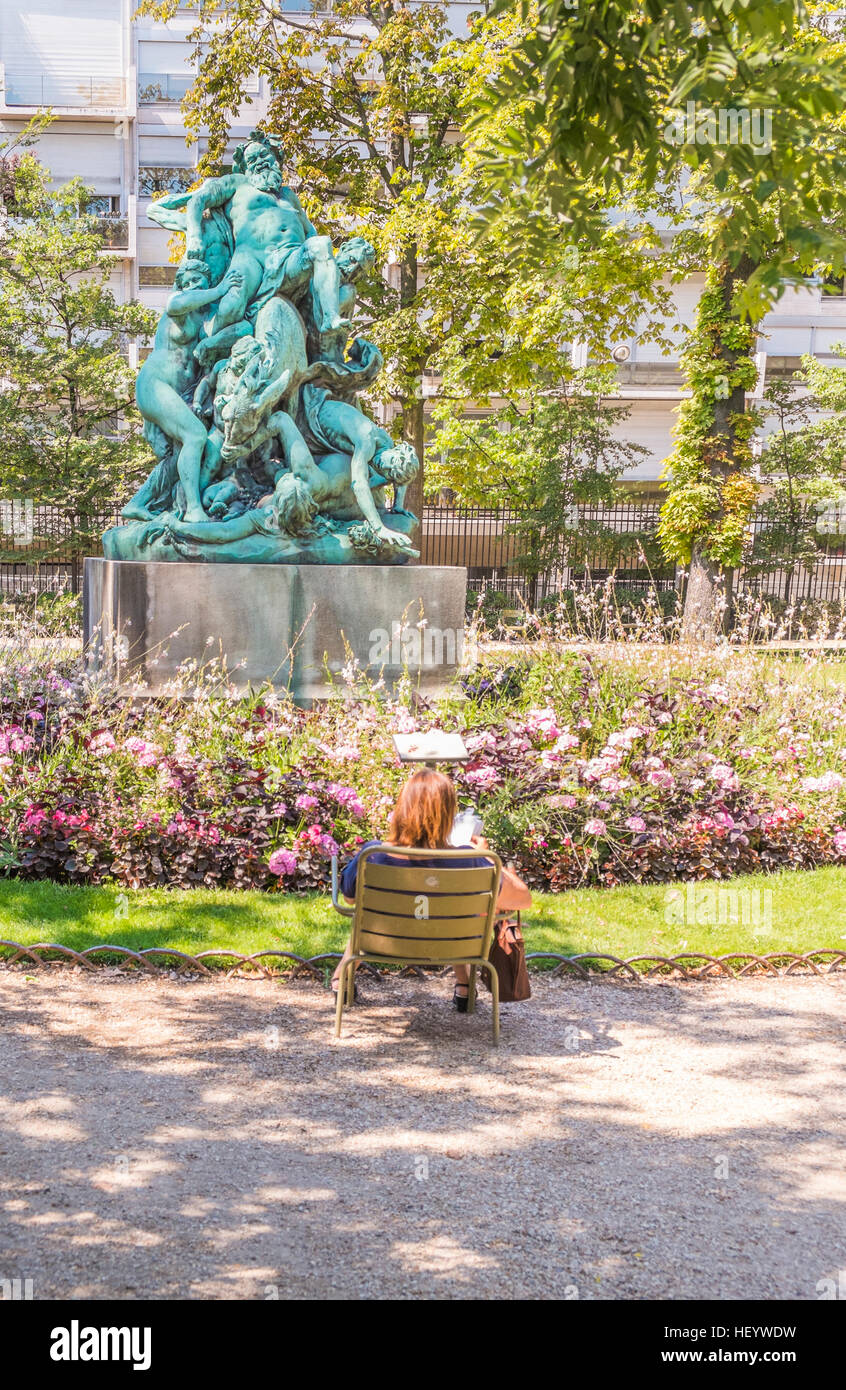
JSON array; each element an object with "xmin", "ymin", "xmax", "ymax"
[{"xmin": 0, "ymin": 970, "xmax": 844, "ymax": 1300}]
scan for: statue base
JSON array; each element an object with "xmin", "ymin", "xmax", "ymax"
[{"xmin": 83, "ymin": 558, "xmax": 468, "ymax": 704}]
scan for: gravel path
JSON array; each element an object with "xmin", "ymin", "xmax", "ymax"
[{"xmin": 1, "ymin": 968, "xmax": 844, "ymax": 1300}]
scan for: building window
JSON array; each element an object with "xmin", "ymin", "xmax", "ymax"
[
  {"xmin": 138, "ymin": 73, "xmax": 194, "ymax": 105},
  {"xmin": 139, "ymin": 167, "xmax": 195, "ymax": 198},
  {"xmin": 139, "ymin": 265, "xmax": 177, "ymax": 287},
  {"xmin": 84, "ymin": 195, "xmax": 120, "ymax": 216}
]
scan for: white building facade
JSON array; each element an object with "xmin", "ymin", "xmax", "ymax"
[{"xmin": 2, "ymin": 0, "xmax": 846, "ymax": 488}]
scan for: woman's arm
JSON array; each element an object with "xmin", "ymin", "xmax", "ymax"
[
  {"xmin": 470, "ymin": 836, "xmax": 532, "ymax": 912},
  {"xmin": 496, "ymin": 865, "xmax": 533, "ymax": 912}
]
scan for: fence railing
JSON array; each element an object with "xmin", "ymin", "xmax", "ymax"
[
  {"xmin": 2, "ymin": 76, "xmax": 126, "ymax": 108},
  {"xmin": 4, "ymin": 501, "xmax": 846, "ymax": 613}
]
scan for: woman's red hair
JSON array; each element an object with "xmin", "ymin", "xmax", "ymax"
[{"xmin": 389, "ymin": 768, "xmax": 456, "ymax": 849}]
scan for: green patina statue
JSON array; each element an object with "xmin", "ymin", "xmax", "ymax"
[{"xmin": 106, "ymin": 131, "xmax": 420, "ymax": 566}]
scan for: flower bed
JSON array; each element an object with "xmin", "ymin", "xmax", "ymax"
[{"xmin": 2, "ymin": 642, "xmax": 846, "ymax": 892}]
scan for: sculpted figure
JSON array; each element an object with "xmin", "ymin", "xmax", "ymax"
[
  {"xmin": 299, "ymin": 388, "xmax": 419, "ymax": 553},
  {"xmin": 133, "ymin": 258, "xmax": 242, "ymax": 522},
  {"xmin": 163, "ymin": 475, "xmax": 319, "ymax": 546},
  {"xmin": 183, "ymin": 136, "xmax": 348, "ymax": 354},
  {"xmin": 310, "ymin": 448, "xmax": 419, "ymax": 526}
]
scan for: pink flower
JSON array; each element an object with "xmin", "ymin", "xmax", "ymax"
[
  {"xmin": 647, "ymin": 769, "xmax": 674, "ymax": 789},
  {"xmin": 88, "ymin": 730, "xmax": 116, "ymax": 756},
  {"xmin": 539, "ymin": 729, "xmax": 580, "ymax": 766},
  {"xmin": 268, "ymin": 848, "xmax": 298, "ymax": 876},
  {"xmin": 762, "ymin": 806, "xmax": 800, "ymax": 828},
  {"xmin": 295, "ymin": 793, "xmax": 319, "ymax": 812},
  {"xmin": 833, "ymin": 829, "xmax": 846, "ymax": 855},
  {"xmin": 466, "ymin": 731, "xmax": 497, "ymax": 755},
  {"xmin": 710, "ymin": 763, "xmax": 733, "ymax": 782},
  {"xmin": 525, "ymin": 707, "xmax": 562, "ymax": 741},
  {"xmin": 583, "ymin": 817, "xmax": 607, "ymax": 836},
  {"xmin": 606, "ymin": 726, "xmax": 645, "ymax": 751},
  {"xmin": 582, "ymin": 754, "xmax": 621, "ymax": 784},
  {"xmin": 625, "ymin": 815, "xmax": 646, "ymax": 832},
  {"xmin": 709, "ymin": 763, "xmax": 740, "ymax": 790},
  {"xmin": 298, "ymin": 823, "xmax": 340, "ymax": 858},
  {"xmin": 802, "ymin": 771, "xmax": 846, "ymax": 793},
  {"xmin": 0, "ymin": 726, "xmax": 36, "ymax": 754},
  {"xmin": 124, "ymin": 736, "xmax": 161, "ymax": 767},
  {"xmin": 464, "ymin": 764, "xmax": 501, "ymax": 791},
  {"xmin": 327, "ymin": 784, "xmax": 366, "ymax": 816}
]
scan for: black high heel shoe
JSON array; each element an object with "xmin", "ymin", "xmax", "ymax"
[
  {"xmin": 453, "ymin": 985, "xmax": 469, "ymax": 1014},
  {"xmin": 331, "ymin": 980, "xmax": 359, "ymax": 1004}
]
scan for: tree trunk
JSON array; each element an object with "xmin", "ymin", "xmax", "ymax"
[
  {"xmin": 401, "ymin": 390, "xmax": 425, "ymax": 549},
  {"xmin": 683, "ymin": 546, "xmax": 725, "ymax": 643},
  {"xmin": 399, "ymin": 245, "xmax": 424, "ymax": 564},
  {"xmin": 681, "ymin": 256, "xmax": 757, "ymax": 643}
]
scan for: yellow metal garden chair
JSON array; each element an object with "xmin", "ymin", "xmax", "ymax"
[{"xmin": 330, "ymin": 844, "xmax": 503, "ymax": 1043}]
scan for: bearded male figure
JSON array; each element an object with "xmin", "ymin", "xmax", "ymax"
[{"xmin": 184, "ymin": 136, "xmax": 349, "ymax": 353}]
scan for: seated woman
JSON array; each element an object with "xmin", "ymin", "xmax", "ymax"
[{"xmin": 333, "ymin": 768, "xmax": 531, "ymax": 1011}]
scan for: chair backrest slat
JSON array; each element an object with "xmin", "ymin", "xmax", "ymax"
[
  {"xmin": 352, "ymin": 845, "xmax": 501, "ymax": 964},
  {"xmin": 361, "ymin": 887, "xmax": 493, "ymax": 919},
  {"xmin": 362, "ymin": 862, "xmax": 495, "ymax": 894},
  {"xmin": 359, "ymin": 910, "xmax": 488, "ymax": 942},
  {"xmin": 358, "ymin": 930, "xmax": 487, "ymax": 962}
]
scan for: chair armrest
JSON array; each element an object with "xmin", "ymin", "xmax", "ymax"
[{"xmin": 331, "ymin": 855, "xmax": 354, "ymax": 918}]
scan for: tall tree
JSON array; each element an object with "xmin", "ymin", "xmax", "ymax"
[
  {"xmin": 0, "ymin": 157, "xmax": 157, "ymax": 565},
  {"xmin": 471, "ymin": 0, "xmax": 846, "ymax": 636}
]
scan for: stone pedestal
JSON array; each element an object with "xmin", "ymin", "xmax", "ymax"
[{"xmin": 83, "ymin": 558, "xmax": 468, "ymax": 703}]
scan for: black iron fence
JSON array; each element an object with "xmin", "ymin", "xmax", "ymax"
[
  {"xmin": 421, "ymin": 501, "xmax": 846, "ymax": 609},
  {"xmin": 4, "ymin": 501, "xmax": 846, "ymax": 613},
  {"xmin": 0, "ymin": 507, "xmax": 121, "ymax": 596}
]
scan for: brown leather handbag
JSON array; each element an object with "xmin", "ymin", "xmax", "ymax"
[{"xmin": 484, "ymin": 912, "xmax": 531, "ymax": 1002}]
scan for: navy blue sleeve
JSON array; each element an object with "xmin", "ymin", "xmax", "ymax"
[{"xmin": 339, "ymin": 841, "xmax": 381, "ymax": 899}]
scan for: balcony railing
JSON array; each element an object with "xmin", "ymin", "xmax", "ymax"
[
  {"xmin": 138, "ymin": 73, "xmax": 193, "ymax": 105},
  {"xmin": 2, "ymin": 75, "xmax": 126, "ymax": 108}
]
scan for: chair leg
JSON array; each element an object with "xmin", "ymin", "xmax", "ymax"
[
  {"xmin": 488, "ymin": 966, "xmax": 500, "ymax": 1045},
  {"xmin": 467, "ymin": 965, "xmax": 477, "ymax": 1014},
  {"xmin": 334, "ymin": 960, "xmax": 348, "ymax": 1038},
  {"xmin": 346, "ymin": 960, "xmax": 357, "ymax": 1007}
]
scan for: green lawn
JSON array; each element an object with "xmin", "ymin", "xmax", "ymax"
[{"xmin": 1, "ymin": 866, "xmax": 845, "ymax": 971}]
